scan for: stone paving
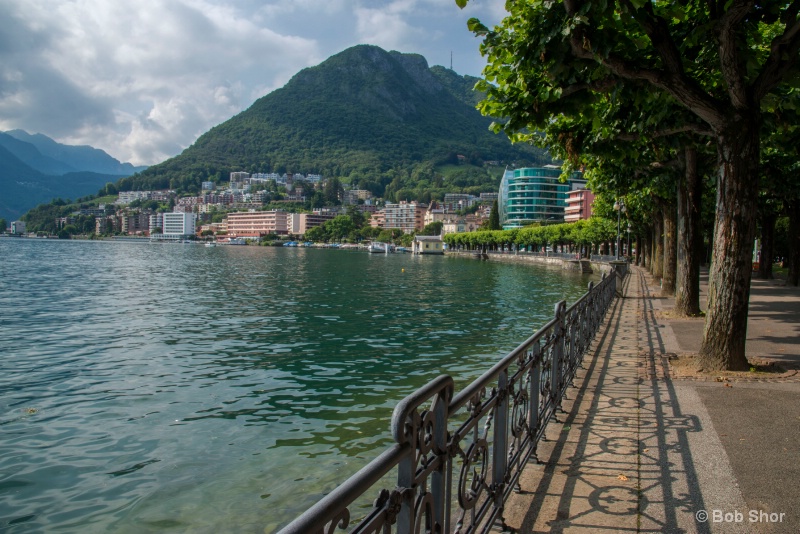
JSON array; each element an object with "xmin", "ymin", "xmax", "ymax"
[{"xmin": 500, "ymin": 266, "xmax": 799, "ymax": 533}]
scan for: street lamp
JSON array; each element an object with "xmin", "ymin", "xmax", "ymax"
[
  {"xmin": 626, "ymin": 222, "xmax": 632, "ymax": 261},
  {"xmin": 613, "ymin": 198, "xmax": 626, "ymax": 260}
]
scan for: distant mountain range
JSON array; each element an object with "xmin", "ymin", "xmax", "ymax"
[
  {"xmin": 116, "ymin": 45, "xmax": 548, "ymax": 197},
  {"xmin": 0, "ymin": 131, "xmax": 147, "ymax": 221}
]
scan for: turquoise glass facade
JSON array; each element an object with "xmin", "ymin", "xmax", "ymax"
[{"xmin": 499, "ymin": 167, "xmax": 581, "ymax": 229}]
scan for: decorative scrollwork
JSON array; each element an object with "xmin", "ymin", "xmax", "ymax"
[
  {"xmin": 322, "ymin": 508, "xmax": 350, "ymax": 534},
  {"xmin": 457, "ymin": 439, "xmax": 489, "ymax": 510},
  {"xmin": 510, "ymin": 387, "xmax": 529, "ymax": 438},
  {"xmin": 374, "ymin": 488, "xmax": 405, "ymax": 525},
  {"xmin": 413, "ymin": 491, "xmax": 439, "ymax": 534},
  {"xmin": 468, "ymin": 388, "xmax": 486, "ymax": 418}
]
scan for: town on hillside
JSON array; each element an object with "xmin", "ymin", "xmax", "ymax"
[{"xmin": 2, "ymin": 167, "xmax": 593, "ymax": 244}]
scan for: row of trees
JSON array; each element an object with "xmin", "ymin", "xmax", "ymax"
[
  {"xmin": 443, "ymin": 218, "xmax": 617, "ymax": 254},
  {"xmin": 457, "ymin": 0, "xmax": 800, "ymax": 371}
]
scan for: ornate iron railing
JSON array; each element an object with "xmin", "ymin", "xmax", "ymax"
[{"xmin": 279, "ymin": 267, "xmax": 620, "ymax": 534}]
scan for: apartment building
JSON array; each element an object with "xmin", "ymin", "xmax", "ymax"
[
  {"xmin": 162, "ymin": 212, "xmax": 196, "ymax": 239},
  {"xmin": 383, "ymin": 201, "xmax": 428, "ymax": 233},
  {"xmin": 226, "ymin": 210, "xmax": 290, "ymax": 237},
  {"xmin": 287, "ymin": 211, "xmax": 337, "ymax": 235},
  {"xmin": 564, "ymin": 186, "xmax": 596, "ymax": 223}
]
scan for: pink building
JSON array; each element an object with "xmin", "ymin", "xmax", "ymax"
[{"xmin": 564, "ymin": 188, "xmax": 595, "ymax": 223}]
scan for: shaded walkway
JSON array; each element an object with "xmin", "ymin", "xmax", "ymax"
[{"xmin": 499, "ymin": 267, "xmax": 775, "ymax": 533}]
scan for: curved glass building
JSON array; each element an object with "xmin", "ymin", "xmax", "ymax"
[{"xmin": 499, "ymin": 167, "xmax": 583, "ymax": 229}]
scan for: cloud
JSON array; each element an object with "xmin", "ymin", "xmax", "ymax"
[{"xmin": 0, "ymin": 0, "xmax": 505, "ymax": 166}]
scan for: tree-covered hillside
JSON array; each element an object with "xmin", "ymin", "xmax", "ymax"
[{"xmin": 118, "ymin": 45, "xmax": 549, "ymax": 197}]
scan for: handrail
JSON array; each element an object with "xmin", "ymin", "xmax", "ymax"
[{"xmin": 279, "ymin": 266, "xmax": 621, "ymax": 534}]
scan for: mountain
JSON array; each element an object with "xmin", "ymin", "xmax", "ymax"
[
  {"xmin": 118, "ymin": 45, "xmax": 548, "ymax": 196},
  {"xmin": 3, "ymin": 130, "xmax": 147, "ymax": 176},
  {"xmin": 0, "ymin": 144, "xmax": 128, "ymax": 222}
]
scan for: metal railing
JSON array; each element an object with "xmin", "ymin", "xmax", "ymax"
[
  {"xmin": 590, "ymin": 254, "xmax": 627, "ymax": 263},
  {"xmin": 280, "ymin": 267, "xmax": 620, "ymax": 534}
]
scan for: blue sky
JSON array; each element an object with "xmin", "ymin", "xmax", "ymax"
[{"xmin": 0, "ymin": 0, "xmax": 506, "ymax": 166}]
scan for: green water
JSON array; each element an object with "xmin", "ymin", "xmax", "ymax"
[{"xmin": 0, "ymin": 239, "xmax": 596, "ymax": 532}]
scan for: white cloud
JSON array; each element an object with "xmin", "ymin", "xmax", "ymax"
[{"xmin": 0, "ymin": 0, "xmax": 505, "ymax": 166}]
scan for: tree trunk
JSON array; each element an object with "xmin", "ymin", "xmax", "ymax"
[
  {"xmin": 661, "ymin": 198, "xmax": 678, "ymax": 296},
  {"xmin": 651, "ymin": 208, "xmax": 664, "ymax": 280},
  {"xmin": 757, "ymin": 210, "xmax": 776, "ymax": 280},
  {"xmin": 642, "ymin": 231, "xmax": 650, "ymax": 270},
  {"xmin": 786, "ymin": 200, "xmax": 800, "ymax": 286},
  {"xmin": 635, "ymin": 234, "xmax": 642, "ymax": 265},
  {"xmin": 699, "ymin": 119, "xmax": 759, "ymax": 371},
  {"xmin": 675, "ymin": 146, "xmax": 703, "ymax": 316}
]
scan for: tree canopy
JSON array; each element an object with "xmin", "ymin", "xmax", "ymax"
[{"xmin": 457, "ymin": 0, "xmax": 800, "ymax": 370}]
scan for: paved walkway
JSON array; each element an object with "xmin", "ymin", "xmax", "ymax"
[{"xmin": 502, "ymin": 266, "xmax": 800, "ymax": 533}]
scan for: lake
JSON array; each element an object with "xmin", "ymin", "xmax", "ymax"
[{"xmin": 0, "ymin": 239, "xmax": 596, "ymax": 532}]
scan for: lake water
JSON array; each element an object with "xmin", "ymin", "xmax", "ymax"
[{"xmin": 0, "ymin": 239, "xmax": 596, "ymax": 532}]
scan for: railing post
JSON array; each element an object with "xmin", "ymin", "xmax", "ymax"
[
  {"xmin": 432, "ymin": 390, "xmax": 449, "ymax": 532},
  {"xmin": 529, "ymin": 342, "xmax": 541, "ymax": 460},
  {"xmin": 492, "ymin": 369, "xmax": 509, "ymax": 524},
  {"xmin": 551, "ymin": 301, "xmax": 566, "ymax": 411}
]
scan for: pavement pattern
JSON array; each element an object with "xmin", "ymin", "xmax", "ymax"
[{"xmin": 500, "ymin": 266, "xmax": 799, "ymax": 533}]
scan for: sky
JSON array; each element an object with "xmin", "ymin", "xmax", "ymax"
[{"xmin": 0, "ymin": 0, "xmax": 507, "ymax": 167}]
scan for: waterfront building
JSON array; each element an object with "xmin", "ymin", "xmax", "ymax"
[
  {"xmin": 121, "ymin": 213, "xmax": 150, "ymax": 235},
  {"xmin": 161, "ymin": 212, "xmax": 197, "ymax": 240},
  {"xmin": 11, "ymin": 221, "xmax": 26, "ymax": 234},
  {"xmin": 287, "ymin": 211, "xmax": 338, "ymax": 235},
  {"xmin": 498, "ymin": 166, "xmax": 583, "ymax": 229},
  {"xmin": 383, "ymin": 201, "xmax": 428, "ymax": 233},
  {"xmin": 370, "ymin": 210, "xmax": 385, "ymax": 229},
  {"xmin": 96, "ymin": 217, "xmax": 115, "ymax": 235},
  {"xmin": 412, "ymin": 235, "xmax": 444, "ymax": 255},
  {"xmin": 149, "ymin": 213, "xmax": 163, "ymax": 234},
  {"xmin": 564, "ymin": 182, "xmax": 595, "ymax": 223},
  {"xmin": 226, "ymin": 210, "xmax": 289, "ymax": 237}
]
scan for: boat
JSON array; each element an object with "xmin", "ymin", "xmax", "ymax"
[{"xmin": 205, "ymin": 242, "xmax": 216, "ymax": 247}]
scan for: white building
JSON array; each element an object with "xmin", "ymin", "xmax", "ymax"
[
  {"xmin": 161, "ymin": 212, "xmax": 196, "ymax": 240},
  {"xmin": 149, "ymin": 213, "xmax": 164, "ymax": 234},
  {"xmin": 117, "ymin": 191, "xmax": 151, "ymax": 205},
  {"xmin": 11, "ymin": 221, "xmax": 26, "ymax": 234}
]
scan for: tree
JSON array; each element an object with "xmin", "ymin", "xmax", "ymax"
[
  {"xmin": 0, "ymin": 218, "xmax": 7, "ymax": 232},
  {"xmin": 458, "ymin": 0, "xmax": 800, "ymax": 371},
  {"xmin": 420, "ymin": 221, "xmax": 444, "ymax": 236},
  {"xmin": 488, "ymin": 199, "xmax": 501, "ymax": 230}
]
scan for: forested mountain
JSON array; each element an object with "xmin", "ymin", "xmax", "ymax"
[{"xmin": 118, "ymin": 45, "xmax": 549, "ymax": 198}]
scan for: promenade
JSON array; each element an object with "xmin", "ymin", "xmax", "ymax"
[{"xmin": 501, "ymin": 266, "xmax": 800, "ymax": 533}]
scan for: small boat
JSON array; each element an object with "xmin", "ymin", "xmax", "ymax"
[{"xmin": 205, "ymin": 242, "xmax": 216, "ymax": 247}]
